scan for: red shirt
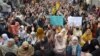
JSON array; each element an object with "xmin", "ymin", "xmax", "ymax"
[{"xmin": 9, "ymin": 25, "xmax": 19, "ymax": 35}]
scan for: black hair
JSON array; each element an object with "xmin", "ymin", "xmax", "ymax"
[
  {"xmin": 5, "ymin": 52, "xmax": 16, "ymax": 56},
  {"xmin": 34, "ymin": 50, "xmax": 42, "ymax": 56},
  {"xmin": 26, "ymin": 26, "xmax": 32, "ymax": 34},
  {"xmin": 82, "ymin": 42, "xmax": 90, "ymax": 52},
  {"xmin": 90, "ymin": 39, "xmax": 99, "ymax": 47}
]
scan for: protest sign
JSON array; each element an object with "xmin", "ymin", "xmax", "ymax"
[
  {"xmin": 68, "ymin": 16, "xmax": 82, "ymax": 27},
  {"xmin": 50, "ymin": 16, "xmax": 64, "ymax": 26}
]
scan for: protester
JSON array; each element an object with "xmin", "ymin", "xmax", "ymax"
[
  {"xmin": 73, "ymin": 27, "xmax": 82, "ymax": 37},
  {"xmin": 28, "ymin": 32, "xmax": 36, "ymax": 45},
  {"xmin": 67, "ymin": 36, "xmax": 81, "ymax": 56},
  {"xmin": 17, "ymin": 41, "xmax": 34, "ymax": 56},
  {"xmin": 8, "ymin": 21, "xmax": 20, "ymax": 36},
  {"xmin": 18, "ymin": 25, "xmax": 26, "ymax": 40},
  {"xmin": 81, "ymin": 28, "xmax": 93, "ymax": 44},
  {"xmin": 14, "ymin": 35, "xmax": 21, "ymax": 47},
  {"xmin": 1, "ymin": 33, "xmax": 9, "ymax": 45},
  {"xmin": 36, "ymin": 27, "xmax": 46, "ymax": 42},
  {"xmin": 0, "ymin": 0, "xmax": 100, "ymax": 56},
  {"xmin": 81, "ymin": 43, "xmax": 92, "ymax": 56},
  {"xmin": 0, "ymin": 38, "xmax": 18, "ymax": 56},
  {"xmin": 54, "ymin": 33, "xmax": 67, "ymax": 56},
  {"xmin": 89, "ymin": 39, "xmax": 100, "ymax": 53}
]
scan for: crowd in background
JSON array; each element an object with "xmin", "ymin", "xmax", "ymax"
[{"xmin": 0, "ymin": 0, "xmax": 100, "ymax": 56}]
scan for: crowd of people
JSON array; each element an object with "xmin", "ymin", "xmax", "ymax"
[{"xmin": 0, "ymin": 0, "xmax": 100, "ymax": 56}]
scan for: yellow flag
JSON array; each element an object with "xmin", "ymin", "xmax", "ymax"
[
  {"xmin": 52, "ymin": 6, "xmax": 56, "ymax": 15},
  {"xmin": 56, "ymin": 1, "xmax": 60, "ymax": 10}
]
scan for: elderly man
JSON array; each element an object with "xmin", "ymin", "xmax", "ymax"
[
  {"xmin": 17, "ymin": 41, "xmax": 34, "ymax": 56},
  {"xmin": 0, "ymin": 38, "xmax": 18, "ymax": 56}
]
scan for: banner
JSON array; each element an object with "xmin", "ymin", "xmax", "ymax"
[
  {"xmin": 68, "ymin": 16, "xmax": 82, "ymax": 27},
  {"xmin": 50, "ymin": 16, "xmax": 64, "ymax": 26}
]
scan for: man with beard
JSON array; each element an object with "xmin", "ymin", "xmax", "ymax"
[{"xmin": 17, "ymin": 41, "xmax": 34, "ymax": 56}]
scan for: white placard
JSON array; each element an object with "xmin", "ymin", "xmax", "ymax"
[{"xmin": 68, "ymin": 16, "xmax": 82, "ymax": 27}]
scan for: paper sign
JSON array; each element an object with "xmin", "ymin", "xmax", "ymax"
[
  {"xmin": 50, "ymin": 16, "xmax": 64, "ymax": 26},
  {"xmin": 68, "ymin": 16, "xmax": 82, "ymax": 27}
]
